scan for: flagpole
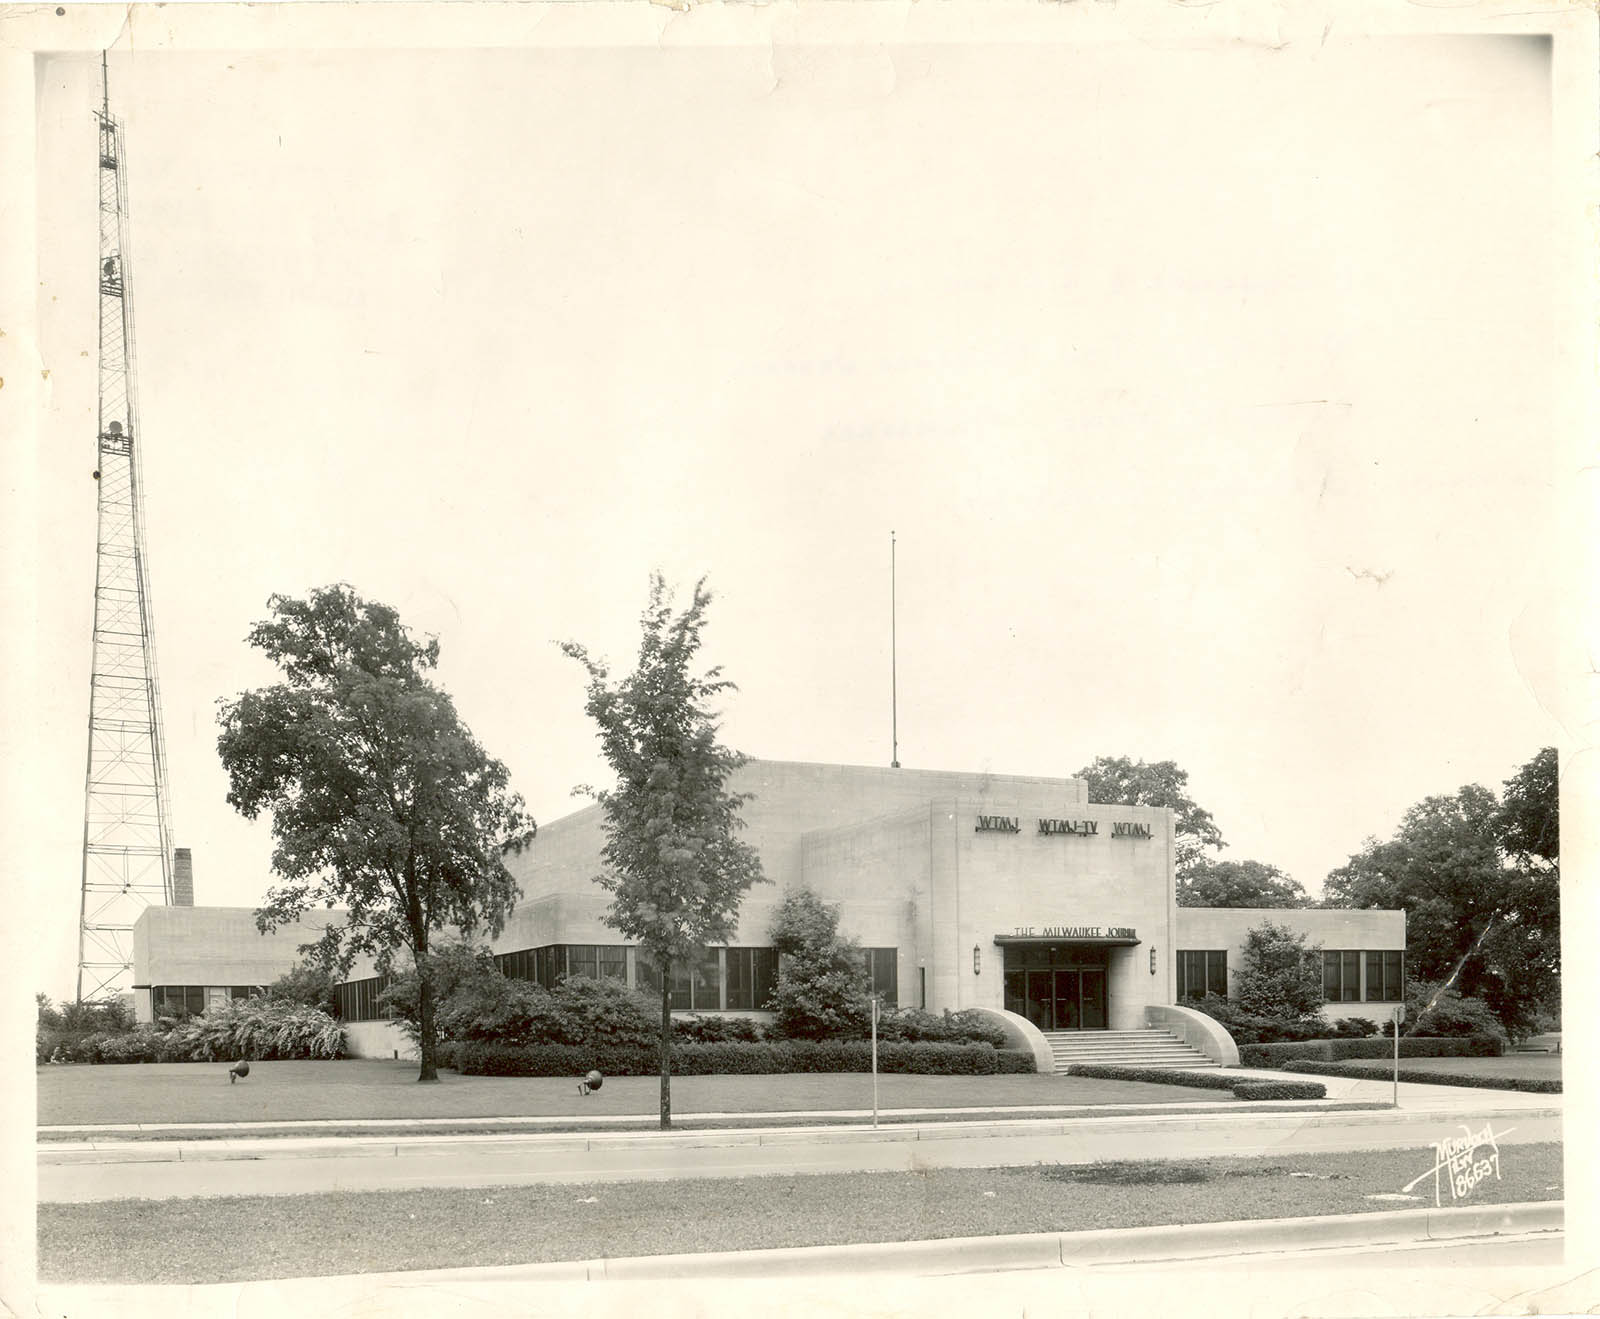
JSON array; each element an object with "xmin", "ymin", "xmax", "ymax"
[{"xmin": 891, "ymin": 531, "xmax": 900, "ymax": 768}]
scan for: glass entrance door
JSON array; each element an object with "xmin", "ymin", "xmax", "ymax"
[
  {"xmin": 1003, "ymin": 945, "xmax": 1112, "ymax": 1030},
  {"xmin": 1079, "ymin": 968, "xmax": 1106, "ymax": 1029},
  {"xmin": 1052, "ymin": 970, "xmax": 1081, "ymax": 1030}
]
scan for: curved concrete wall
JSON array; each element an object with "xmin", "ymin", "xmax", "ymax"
[
  {"xmin": 966, "ymin": 1006, "xmax": 1054, "ymax": 1074},
  {"xmin": 1144, "ymin": 1003, "xmax": 1239, "ymax": 1066}
]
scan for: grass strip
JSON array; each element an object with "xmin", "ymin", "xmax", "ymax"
[{"xmin": 39, "ymin": 1142, "xmax": 1562, "ymax": 1285}]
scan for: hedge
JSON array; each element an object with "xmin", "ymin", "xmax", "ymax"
[
  {"xmin": 1280, "ymin": 1060, "xmax": 1561, "ymax": 1094},
  {"xmin": 452, "ymin": 1040, "xmax": 1036, "ymax": 1077},
  {"xmin": 1237, "ymin": 1035, "xmax": 1504, "ymax": 1069},
  {"xmin": 1231, "ymin": 1080, "xmax": 1329, "ymax": 1101},
  {"xmin": 1065, "ymin": 1064, "xmax": 1325, "ymax": 1101}
]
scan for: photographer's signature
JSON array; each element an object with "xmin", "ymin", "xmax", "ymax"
[{"xmin": 1402, "ymin": 1121, "xmax": 1513, "ymax": 1207}]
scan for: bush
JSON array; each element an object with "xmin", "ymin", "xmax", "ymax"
[
  {"xmin": 1238, "ymin": 1041, "xmax": 1332, "ymax": 1068},
  {"xmin": 1330, "ymin": 1017, "xmax": 1379, "ymax": 1038},
  {"xmin": 1066, "ymin": 1063, "xmax": 1326, "ymax": 1101},
  {"xmin": 36, "ymin": 995, "xmax": 137, "ymax": 1064},
  {"xmin": 1190, "ymin": 994, "xmax": 1324, "ymax": 1046},
  {"xmin": 766, "ymin": 889, "xmax": 872, "ymax": 1040},
  {"xmin": 165, "ymin": 998, "xmax": 345, "ymax": 1061},
  {"xmin": 1067, "ymin": 1064, "xmax": 1236, "ymax": 1091},
  {"xmin": 1232, "ymin": 1079, "xmax": 1328, "ymax": 1100},
  {"xmin": 673, "ymin": 1014, "xmax": 764, "ymax": 1043},
  {"xmin": 1234, "ymin": 921, "xmax": 1326, "ymax": 1019},
  {"xmin": 874, "ymin": 1008, "xmax": 1010, "ymax": 1048},
  {"xmin": 1406, "ymin": 984, "xmax": 1509, "ymax": 1049},
  {"xmin": 1281, "ymin": 1059, "xmax": 1561, "ymax": 1094},
  {"xmin": 265, "ymin": 962, "xmax": 339, "ymax": 1017},
  {"xmin": 453, "ymin": 1039, "xmax": 1033, "ymax": 1077},
  {"xmin": 1238, "ymin": 1034, "xmax": 1503, "ymax": 1069}
]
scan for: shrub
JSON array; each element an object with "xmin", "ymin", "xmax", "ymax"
[
  {"xmin": 1330, "ymin": 1017, "xmax": 1379, "ymax": 1038},
  {"xmin": 1281, "ymin": 1059, "xmax": 1561, "ymax": 1094},
  {"xmin": 377, "ymin": 942, "xmax": 509, "ymax": 1047},
  {"xmin": 1406, "ymin": 984, "xmax": 1509, "ymax": 1049},
  {"xmin": 165, "ymin": 998, "xmax": 345, "ymax": 1061},
  {"xmin": 1239, "ymin": 1034, "xmax": 1503, "ymax": 1069},
  {"xmin": 1067, "ymin": 1064, "xmax": 1236, "ymax": 1091},
  {"xmin": 1066, "ymin": 1063, "xmax": 1326, "ymax": 1101},
  {"xmin": 1190, "ymin": 994, "xmax": 1323, "ymax": 1046},
  {"xmin": 265, "ymin": 962, "xmax": 339, "ymax": 1017},
  {"xmin": 1234, "ymin": 921, "xmax": 1326, "ymax": 1019},
  {"xmin": 452, "ymin": 1039, "xmax": 1033, "ymax": 1077},
  {"xmin": 1232, "ymin": 1079, "xmax": 1327, "ymax": 1100},
  {"xmin": 1238, "ymin": 1041, "xmax": 1331, "ymax": 1068},
  {"xmin": 875, "ymin": 1008, "xmax": 1010, "ymax": 1048},
  {"xmin": 766, "ymin": 888, "xmax": 872, "ymax": 1040},
  {"xmin": 673, "ymin": 1014, "xmax": 764, "ymax": 1043}
]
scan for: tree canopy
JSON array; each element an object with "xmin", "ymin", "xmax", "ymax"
[
  {"xmin": 561, "ymin": 574, "xmax": 766, "ymax": 1127},
  {"xmin": 1322, "ymin": 748, "xmax": 1558, "ymax": 1037},
  {"xmin": 1072, "ymin": 755, "xmax": 1225, "ymax": 874},
  {"xmin": 216, "ymin": 585, "xmax": 535, "ymax": 1081},
  {"xmin": 1177, "ymin": 858, "xmax": 1308, "ymax": 909}
]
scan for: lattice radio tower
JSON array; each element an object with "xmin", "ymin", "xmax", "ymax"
[{"xmin": 77, "ymin": 54, "xmax": 176, "ymax": 1002}]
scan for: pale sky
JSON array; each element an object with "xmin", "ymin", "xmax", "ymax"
[{"xmin": 25, "ymin": 29, "xmax": 1567, "ymax": 1001}]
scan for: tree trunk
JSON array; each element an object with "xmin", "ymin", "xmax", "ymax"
[
  {"xmin": 659, "ymin": 954, "xmax": 672, "ymax": 1129},
  {"xmin": 417, "ymin": 949, "xmax": 439, "ymax": 1083}
]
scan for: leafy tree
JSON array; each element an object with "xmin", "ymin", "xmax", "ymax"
[
  {"xmin": 1232, "ymin": 920, "xmax": 1325, "ymax": 1020},
  {"xmin": 766, "ymin": 887, "xmax": 871, "ymax": 1040},
  {"xmin": 265, "ymin": 961, "xmax": 338, "ymax": 1016},
  {"xmin": 1178, "ymin": 859, "xmax": 1307, "ymax": 909},
  {"xmin": 1323, "ymin": 749, "xmax": 1558, "ymax": 1038},
  {"xmin": 560, "ymin": 574, "xmax": 766, "ymax": 1128},
  {"xmin": 1072, "ymin": 756, "xmax": 1224, "ymax": 874},
  {"xmin": 1496, "ymin": 747, "xmax": 1558, "ymax": 866},
  {"xmin": 375, "ymin": 941, "xmax": 507, "ymax": 1048},
  {"xmin": 216, "ymin": 585, "xmax": 535, "ymax": 1082}
]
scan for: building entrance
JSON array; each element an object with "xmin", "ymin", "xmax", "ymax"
[{"xmin": 1003, "ymin": 945, "xmax": 1109, "ymax": 1031}]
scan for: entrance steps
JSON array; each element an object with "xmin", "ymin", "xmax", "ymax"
[{"xmin": 1043, "ymin": 1027, "xmax": 1219, "ymax": 1073}]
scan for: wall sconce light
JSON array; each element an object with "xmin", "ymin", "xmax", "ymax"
[
  {"xmin": 973, "ymin": 945, "xmax": 981, "ymax": 976},
  {"xmin": 1149, "ymin": 947, "xmax": 1157, "ymax": 975}
]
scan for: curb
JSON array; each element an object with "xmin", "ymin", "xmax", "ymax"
[{"xmin": 37, "ymin": 1103, "xmax": 1563, "ymax": 1166}]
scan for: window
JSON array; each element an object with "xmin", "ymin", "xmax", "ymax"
[
  {"xmin": 1176, "ymin": 951, "xmax": 1227, "ymax": 1002},
  {"xmin": 1365, "ymin": 950, "xmax": 1403, "ymax": 1002},
  {"xmin": 725, "ymin": 947, "xmax": 779, "ymax": 1010},
  {"xmin": 863, "ymin": 947, "xmax": 898, "ymax": 1009},
  {"xmin": 335, "ymin": 974, "xmax": 393, "ymax": 1022},
  {"xmin": 692, "ymin": 947, "xmax": 722, "ymax": 1010},
  {"xmin": 151, "ymin": 985, "xmax": 204, "ymax": 1017},
  {"xmin": 229, "ymin": 986, "xmax": 258, "ymax": 1001},
  {"xmin": 1323, "ymin": 950, "xmax": 1361, "ymax": 1002}
]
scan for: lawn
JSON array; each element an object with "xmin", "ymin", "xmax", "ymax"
[
  {"xmin": 37, "ymin": 1060, "xmax": 1227, "ymax": 1128},
  {"xmin": 1374, "ymin": 1055, "xmax": 1563, "ymax": 1084},
  {"xmin": 38, "ymin": 1142, "xmax": 1564, "ymax": 1284}
]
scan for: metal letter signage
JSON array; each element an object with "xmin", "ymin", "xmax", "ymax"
[
  {"xmin": 974, "ymin": 815, "xmax": 1021, "ymax": 833},
  {"xmin": 1037, "ymin": 818, "xmax": 1098, "ymax": 836},
  {"xmin": 1111, "ymin": 822, "xmax": 1153, "ymax": 839}
]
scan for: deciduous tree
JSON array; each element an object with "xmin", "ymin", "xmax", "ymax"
[
  {"xmin": 216, "ymin": 585, "xmax": 535, "ymax": 1082},
  {"xmin": 1232, "ymin": 920, "xmax": 1326, "ymax": 1020},
  {"xmin": 560, "ymin": 575, "xmax": 766, "ymax": 1128},
  {"xmin": 1072, "ymin": 755, "xmax": 1224, "ymax": 875},
  {"xmin": 1322, "ymin": 749, "xmax": 1559, "ymax": 1037},
  {"xmin": 1178, "ymin": 858, "xmax": 1307, "ymax": 909}
]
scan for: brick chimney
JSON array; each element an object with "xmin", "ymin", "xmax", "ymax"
[{"xmin": 172, "ymin": 847, "xmax": 194, "ymax": 906}]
